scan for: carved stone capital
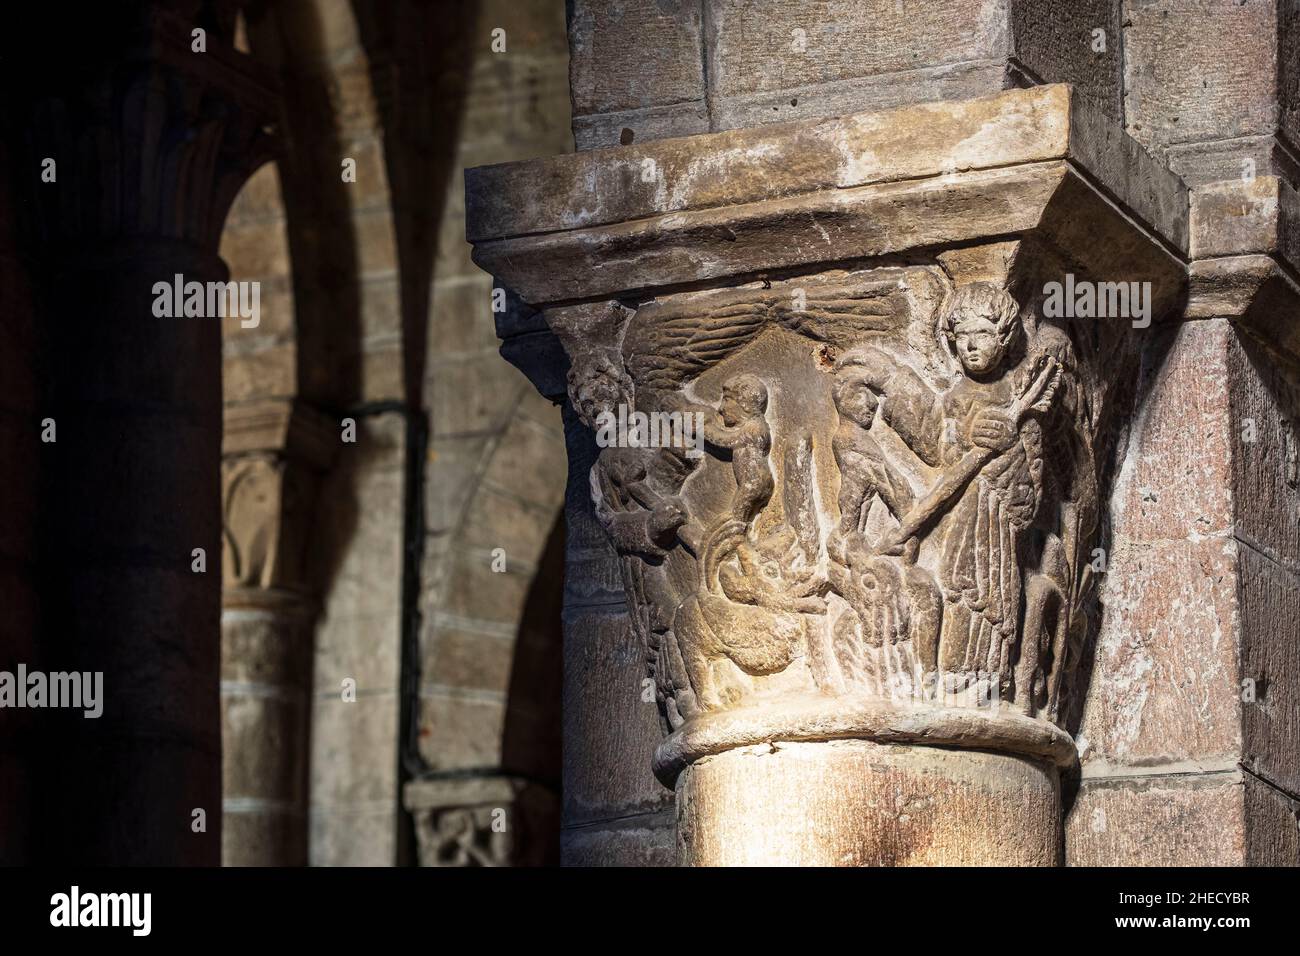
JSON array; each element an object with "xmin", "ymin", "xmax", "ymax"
[
  {"xmin": 221, "ymin": 399, "xmax": 336, "ymax": 594},
  {"xmin": 404, "ymin": 777, "xmax": 558, "ymax": 867},
  {"xmin": 5, "ymin": 4, "xmax": 276, "ymax": 252},
  {"xmin": 467, "ymin": 85, "xmax": 1188, "ymax": 863}
]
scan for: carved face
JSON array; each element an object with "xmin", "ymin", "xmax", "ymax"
[
  {"xmin": 720, "ymin": 375, "xmax": 767, "ymax": 425},
  {"xmin": 836, "ymin": 379, "xmax": 878, "ymax": 428},
  {"xmin": 952, "ymin": 315, "xmax": 1006, "ymax": 376}
]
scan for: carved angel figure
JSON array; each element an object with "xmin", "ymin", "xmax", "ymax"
[{"xmin": 840, "ymin": 283, "xmax": 1060, "ymax": 693}]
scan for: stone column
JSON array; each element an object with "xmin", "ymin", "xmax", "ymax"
[
  {"xmin": 467, "ymin": 85, "xmax": 1186, "ymax": 864},
  {"xmin": 5, "ymin": 4, "xmax": 274, "ymax": 864},
  {"xmin": 220, "ymin": 399, "xmax": 335, "ymax": 865},
  {"xmin": 1065, "ymin": 0, "xmax": 1300, "ymax": 865}
]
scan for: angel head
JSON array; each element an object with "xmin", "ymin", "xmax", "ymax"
[
  {"xmin": 938, "ymin": 283, "xmax": 1021, "ymax": 378},
  {"xmin": 719, "ymin": 373, "xmax": 768, "ymax": 426}
]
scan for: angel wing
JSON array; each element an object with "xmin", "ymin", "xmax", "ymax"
[{"xmin": 625, "ymin": 296, "xmax": 774, "ymax": 390}]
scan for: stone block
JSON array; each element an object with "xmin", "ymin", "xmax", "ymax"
[
  {"xmin": 561, "ymin": 811, "xmax": 677, "ymax": 866},
  {"xmin": 705, "ymin": 0, "xmax": 1008, "ymax": 104},
  {"xmin": 438, "ymin": 549, "xmax": 534, "ymax": 626},
  {"xmin": 308, "ymin": 804, "xmax": 397, "ymax": 866},
  {"xmin": 220, "ymin": 215, "xmax": 292, "ymax": 279},
  {"xmin": 478, "ymin": 416, "xmax": 568, "ymax": 509},
  {"xmin": 221, "ymin": 692, "xmax": 307, "ymax": 801},
  {"xmin": 562, "ymin": 606, "xmax": 673, "ymax": 826},
  {"xmin": 1080, "ymin": 536, "xmax": 1243, "ymax": 773},
  {"xmin": 1228, "ymin": 325, "xmax": 1300, "ymax": 564},
  {"xmin": 310, "ymin": 690, "xmax": 401, "ymax": 805},
  {"xmin": 429, "ymin": 349, "xmax": 529, "ymax": 438},
  {"xmin": 428, "ymin": 273, "xmax": 498, "ymax": 356},
  {"xmin": 424, "ymin": 625, "xmax": 516, "ymax": 695},
  {"xmin": 425, "ymin": 434, "xmax": 490, "ymax": 534},
  {"xmin": 573, "ymin": 103, "xmax": 711, "ymax": 151},
  {"xmin": 222, "ymin": 808, "xmax": 304, "ymax": 867},
  {"xmin": 1239, "ymin": 545, "xmax": 1300, "ymax": 796},
  {"xmin": 458, "ymin": 484, "xmax": 561, "ymax": 563},
  {"xmin": 1243, "ymin": 772, "xmax": 1300, "ymax": 864},
  {"xmin": 1066, "ymin": 771, "xmax": 1248, "ymax": 865},
  {"xmin": 1109, "ymin": 319, "xmax": 1234, "ymax": 543},
  {"xmin": 1122, "ymin": 0, "xmax": 1279, "ymax": 154},
  {"xmin": 416, "ymin": 691, "xmax": 506, "ymax": 770},
  {"xmin": 223, "ymin": 341, "xmax": 298, "ymax": 404},
  {"xmin": 568, "ymin": 0, "xmax": 706, "ymax": 115},
  {"xmin": 1010, "ymin": 0, "xmax": 1123, "ymax": 117}
]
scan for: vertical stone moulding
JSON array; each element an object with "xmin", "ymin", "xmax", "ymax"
[{"xmin": 467, "ymin": 86, "xmax": 1188, "ymax": 865}]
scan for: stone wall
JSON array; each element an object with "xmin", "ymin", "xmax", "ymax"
[
  {"xmin": 470, "ymin": 0, "xmax": 1300, "ymax": 867},
  {"xmin": 218, "ymin": 0, "xmax": 573, "ymax": 866}
]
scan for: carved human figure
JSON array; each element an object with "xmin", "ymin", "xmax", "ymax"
[
  {"xmin": 704, "ymin": 373, "xmax": 774, "ymax": 527},
  {"xmin": 840, "ymin": 284, "xmax": 1058, "ymax": 691},
  {"xmin": 831, "ymin": 359, "xmax": 914, "ymax": 540},
  {"xmin": 592, "ymin": 446, "xmax": 687, "ymax": 559}
]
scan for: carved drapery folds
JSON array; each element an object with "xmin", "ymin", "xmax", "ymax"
[{"xmin": 466, "ymin": 85, "xmax": 1189, "ymax": 855}]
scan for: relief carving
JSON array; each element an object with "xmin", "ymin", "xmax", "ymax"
[{"xmin": 562, "ymin": 266, "xmax": 1119, "ymax": 771}]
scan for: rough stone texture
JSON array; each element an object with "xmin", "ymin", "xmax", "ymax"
[
  {"xmin": 566, "ymin": 0, "xmax": 1148, "ymax": 149},
  {"xmin": 1124, "ymin": 0, "xmax": 1279, "ymax": 148},
  {"xmin": 562, "ymin": 606, "xmax": 675, "ymax": 825},
  {"xmin": 1068, "ymin": 772, "xmax": 1250, "ymax": 866},
  {"xmin": 471, "ymin": 86, "xmax": 1186, "ymax": 310},
  {"xmin": 1076, "ymin": 314, "xmax": 1300, "ymax": 863},
  {"xmin": 471, "ymin": 85, "xmax": 1184, "ymax": 248},
  {"xmin": 1189, "ymin": 176, "xmax": 1300, "ymax": 273},
  {"xmin": 680, "ymin": 740, "xmax": 1060, "ymax": 866},
  {"xmin": 568, "ymin": 0, "xmax": 706, "ymax": 116},
  {"xmin": 561, "ymin": 812, "xmax": 678, "ymax": 867},
  {"xmin": 1068, "ymin": 771, "xmax": 1300, "ymax": 866},
  {"xmin": 1010, "ymin": 0, "xmax": 1123, "ymax": 117},
  {"xmin": 308, "ymin": 412, "xmax": 406, "ymax": 866}
]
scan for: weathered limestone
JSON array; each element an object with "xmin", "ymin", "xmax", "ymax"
[
  {"xmin": 468, "ymin": 84, "xmax": 1187, "ymax": 865},
  {"xmin": 679, "ymin": 741, "xmax": 1061, "ymax": 866}
]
